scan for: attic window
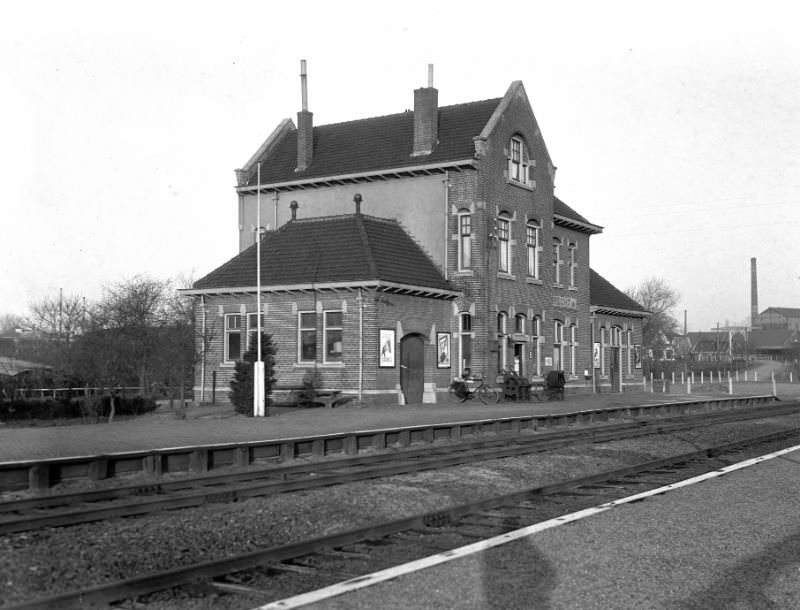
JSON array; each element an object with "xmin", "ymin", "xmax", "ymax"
[{"xmin": 508, "ymin": 136, "xmax": 529, "ymax": 185}]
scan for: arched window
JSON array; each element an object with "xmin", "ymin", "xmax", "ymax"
[
  {"xmin": 570, "ymin": 324, "xmax": 578, "ymax": 376},
  {"xmin": 497, "ymin": 311, "xmax": 508, "ymax": 372},
  {"xmin": 496, "ymin": 213, "xmax": 511, "ymax": 273},
  {"xmin": 568, "ymin": 243, "xmax": 577, "ymax": 287},
  {"xmin": 457, "ymin": 210, "xmax": 472, "ymax": 270},
  {"xmin": 553, "ymin": 237, "xmax": 563, "ymax": 284},
  {"xmin": 459, "ymin": 312, "xmax": 473, "ymax": 374},
  {"xmin": 508, "ymin": 136, "xmax": 530, "ymax": 184},
  {"xmin": 532, "ymin": 316, "xmax": 542, "ymax": 377},
  {"xmin": 553, "ymin": 320, "xmax": 565, "ymax": 371},
  {"xmin": 526, "ymin": 220, "xmax": 542, "ymax": 279}
]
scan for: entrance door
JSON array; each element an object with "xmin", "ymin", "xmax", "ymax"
[
  {"xmin": 400, "ymin": 334, "xmax": 425, "ymax": 404},
  {"xmin": 610, "ymin": 347, "xmax": 621, "ymax": 392}
]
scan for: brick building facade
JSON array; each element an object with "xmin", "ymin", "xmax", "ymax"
[{"xmin": 183, "ymin": 68, "xmax": 647, "ymax": 404}]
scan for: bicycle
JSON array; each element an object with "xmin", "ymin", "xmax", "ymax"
[{"xmin": 448, "ymin": 376, "xmax": 500, "ymax": 404}]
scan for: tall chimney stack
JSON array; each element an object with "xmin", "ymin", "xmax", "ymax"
[
  {"xmin": 296, "ymin": 59, "xmax": 313, "ymax": 172},
  {"xmin": 412, "ymin": 64, "xmax": 438, "ymax": 156},
  {"xmin": 751, "ymin": 257, "xmax": 759, "ymax": 326}
]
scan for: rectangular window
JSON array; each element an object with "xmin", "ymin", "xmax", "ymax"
[
  {"xmin": 298, "ymin": 312, "xmax": 316, "ymax": 363},
  {"xmin": 527, "ymin": 224, "xmax": 541, "ymax": 278},
  {"xmin": 460, "ymin": 312, "xmax": 473, "ymax": 374},
  {"xmin": 324, "ymin": 311, "xmax": 343, "ymax": 363},
  {"xmin": 458, "ymin": 214, "xmax": 472, "ymax": 269},
  {"xmin": 497, "ymin": 218, "xmax": 510, "ymax": 273},
  {"xmin": 224, "ymin": 314, "xmax": 242, "ymax": 363}
]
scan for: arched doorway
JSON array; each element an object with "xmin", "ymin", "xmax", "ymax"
[{"xmin": 400, "ymin": 334, "xmax": 425, "ymax": 404}]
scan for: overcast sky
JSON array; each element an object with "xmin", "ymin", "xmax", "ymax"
[{"xmin": 2, "ymin": 1, "xmax": 798, "ymax": 332}]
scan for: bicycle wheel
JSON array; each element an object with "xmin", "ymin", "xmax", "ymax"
[
  {"xmin": 448, "ymin": 384, "xmax": 468, "ymax": 403},
  {"xmin": 478, "ymin": 385, "xmax": 499, "ymax": 404}
]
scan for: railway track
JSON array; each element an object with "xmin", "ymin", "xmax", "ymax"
[
  {"xmin": 8, "ymin": 423, "xmax": 800, "ymax": 609},
  {"xmin": 2, "ymin": 401, "xmax": 799, "ymax": 535}
]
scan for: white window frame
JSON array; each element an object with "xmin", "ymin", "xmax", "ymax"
[
  {"xmin": 553, "ymin": 237, "xmax": 563, "ymax": 285},
  {"xmin": 459, "ymin": 313, "xmax": 473, "ymax": 375},
  {"xmin": 600, "ymin": 327, "xmax": 607, "ymax": 375},
  {"xmin": 554, "ymin": 320, "xmax": 565, "ymax": 371},
  {"xmin": 515, "ymin": 314, "xmax": 526, "ymax": 334},
  {"xmin": 297, "ymin": 311, "xmax": 317, "ymax": 364},
  {"xmin": 323, "ymin": 310, "xmax": 344, "ymax": 363},
  {"xmin": 570, "ymin": 324, "xmax": 577, "ymax": 376},
  {"xmin": 508, "ymin": 136, "xmax": 529, "ymax": 184},
  {"xmin": 246, "ymin": 312, "xmax": 266, "ymax": 350},
  {"xmin": 568, "ymin": 243, "xmax": 577, "ymax": 287},
  {"xmin": 532, "ymin": 316, "xmax": 542, "ymax": 377},
  {"xmin": 223, "ymin": 314, "xmax": 242, "ymax": 364},
  {"xmin": 497, "ymin": 215, "xmax": 511, "ymax": 273},
  {"xmin": 458, "ymin": 211, "xmax": 472, "ymax": 270},
  {"xmin": 626, "ymin": 330, "xmax": 633, "ymax": 375},
  {"xmin": 526, "ymin": 221, "xmax": 541, "ymax": 278}
]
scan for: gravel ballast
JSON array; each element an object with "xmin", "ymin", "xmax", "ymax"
[{"xmin": 2, "ymin": 415, "xmax": 800, "ymax": 607}]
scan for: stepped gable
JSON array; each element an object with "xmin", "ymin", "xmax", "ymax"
[
  {"xmin": 590, "ymin": 269, "xmax": 647, "ymax": 314},
  {"xmin": 242, "ymin": 98, "xmax": 502, "ymax": 186},
  {"xmin": 193, "ymin": 213, "xmax": 453, "ymax": 292}
]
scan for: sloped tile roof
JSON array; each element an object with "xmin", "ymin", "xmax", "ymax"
[
  {"xmin": 554, "ymin": 197, "xmax": 594, "ymax": 227},
  {"xmin": 193, "ymin": 214, "xmax": 453, "ymax": 293},
  {"xmin": 759, "ymin": 307, "xmax": 800, "ymax": 318},
  {"xmin": 241, "ymin": 98, "xmax": 502, "ymax": 186},
  {"xmin": 589, "ymin": 269, "xmax": 647, "ymax": 314},
  {"xmin": 748, "ymin": 329, "xmax": 800, "ymax": 349}
]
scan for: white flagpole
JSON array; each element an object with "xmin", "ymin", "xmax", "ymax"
[{"xmin": 254, "ymin": 163, "xmax": 265, "ymax": 417}]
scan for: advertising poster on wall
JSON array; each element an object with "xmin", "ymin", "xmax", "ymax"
[{"xmin": 379, "ymin": 329, "xmax": 395, "ymax": 368}]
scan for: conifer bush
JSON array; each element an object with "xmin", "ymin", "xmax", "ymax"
[{"xmin": 229, "ymin": 332, "xmax": 277, "ymax": 415}]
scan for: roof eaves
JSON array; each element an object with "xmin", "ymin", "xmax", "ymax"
[
  {"xmin": 590, "ymin": 305, "xmax": 651, "ymax": 318},
  {"xmin": 235, "ymin": 159, "xmax": 476, "ymax": 193},
  {"xmin": 553, "ymin": 214, "xmax": 603, "ymax": 235}
]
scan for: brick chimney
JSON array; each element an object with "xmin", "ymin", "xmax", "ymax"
[
  {"xmin": 412, "ymin": 64, "xmax": 438, "ymax": 156},
  {"xmin": 296, "ymin": 59, "xmax": 313, "ymax": 172}
]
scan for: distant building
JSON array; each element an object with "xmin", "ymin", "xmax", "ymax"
[{"xmin": 753, "ymin": 307, "xmax": 800, "ymax": 331}]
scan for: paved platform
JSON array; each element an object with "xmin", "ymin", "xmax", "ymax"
[
  {"xmin": 0, "ymin": 387, "xmax": 791, "ymax": 463},
  {"xmin": 293, "ymin": 443, "xmax": 800, "ymax": 609}
]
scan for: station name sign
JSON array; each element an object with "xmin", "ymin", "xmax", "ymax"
[{"xmin": 552, "ymin": 295, "xmax": 578, "ymax": 310}]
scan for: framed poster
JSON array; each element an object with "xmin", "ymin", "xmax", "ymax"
[
  {"xmin": 437, "ymin": 332, "xmax": 451, "ymax": 368},
  {"xmin": 634, "ymin": 345, "xmax": 642, "ymax": 369},
  {"xmin": 593, "ymin": 342, "xmax": 601, "ymax": 369},
  {"xmin": 379, "ymin": 329, "xmax": 395, "ymax": 368}
]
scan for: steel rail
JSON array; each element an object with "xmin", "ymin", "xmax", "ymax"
[
  {"xmin": 8, "ymin": 426, "xmax": 800, "ymax": 610},
  {"xmin": 2, "ymin": 402, "xmax": 799, "ymax": 535}
]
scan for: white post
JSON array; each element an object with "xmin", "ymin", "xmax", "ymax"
[
  {"xmin": 701, "ymin": 371, "xmax": 704, "ymax": 385},
  {"xmin": 649, "ymin": 372, "xmax": 654, "ymax": 392},
  {"xmin": 642, "ymin": 376, "xmax": 647, "ymax": 391},
  {"xmin": 736, "ymin": 370, "xmax": 739, "ymax": 382},
  {"xmin": 755, "ymin": 371, "xmax": 758, "ymax": 382},
  {"xmin": 728, "ymin": 374, "xmax": 733, "ymax": 394},
  {"xmin": 791, "ymin": 372, "xmax": 794, "ymax": 383},
  {"xmin": 691, "ymin": 371, "xmax": 695, "ymax": 384},
  {"xmin": 671, "ymin": 371, "xmax": 675, "ymax": 384},
  {"xmin": 687, "ymin": 378, "xmax": 692, "ymax": 394},
  {"xmin": 772, "ymin": 372, "xmax": 777, "ymax": 397},
  {"xmin": 681, "ymin": 371, "xmax": 685, "ymax": 384},
  {"xmin": 253, "ymin": 162, "xmax": 266, "ymax": 417}
]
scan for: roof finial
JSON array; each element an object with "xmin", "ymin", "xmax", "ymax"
[{"xmin": 290, "ymin": 200, "xmax": 299, "ymax": 221}]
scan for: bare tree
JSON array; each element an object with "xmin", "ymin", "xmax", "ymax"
[
  {"xmin": 625, "ymin": 277, "xmax": 681, "ymax": 347},
  {"xmin": 28, "ymin": 292, "xmax": 87, "ymax": 346}
]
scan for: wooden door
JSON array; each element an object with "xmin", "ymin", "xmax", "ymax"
[{"xmin": 400, "ymin": 334, "xmax": 425, "ymax": 404}]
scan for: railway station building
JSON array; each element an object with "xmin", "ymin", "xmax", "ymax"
[{"xmin": 183, "ymin": 68, "xmax": 647, "ymax": 404}]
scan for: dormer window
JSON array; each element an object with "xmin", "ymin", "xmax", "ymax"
[{"xmin": 508, "ymin": 136, "xmax": 529, "ymax": 185}]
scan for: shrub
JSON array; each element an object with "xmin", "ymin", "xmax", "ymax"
[{"xmin": 229, "ymin": 332, "xmax": 277, "ymax": 415}]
